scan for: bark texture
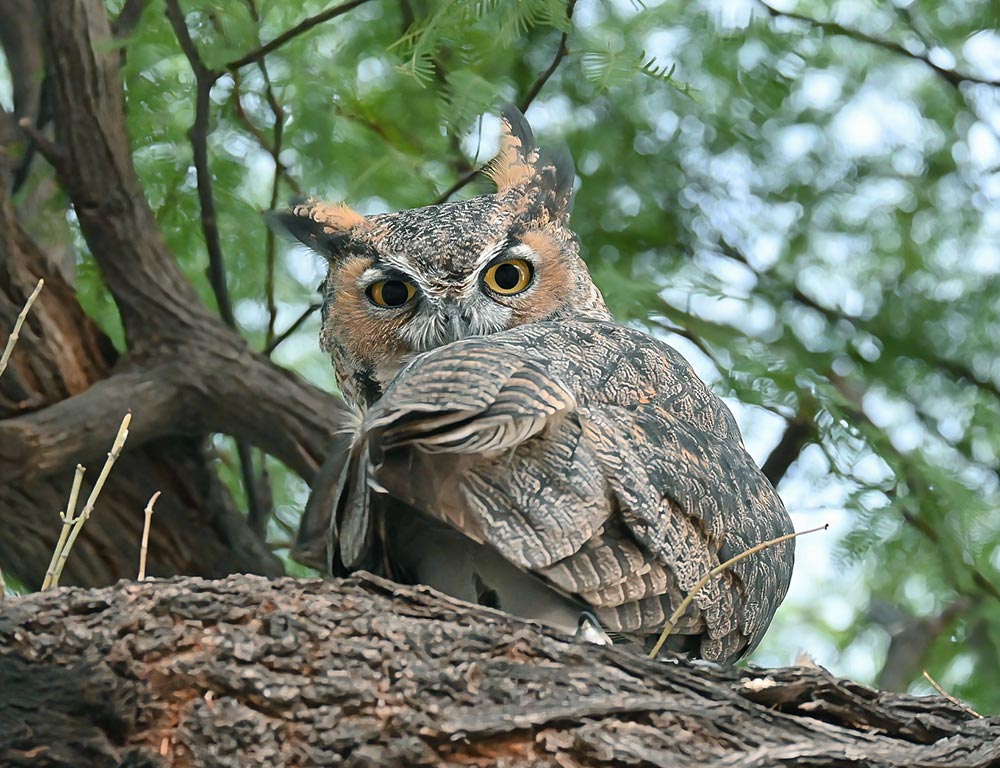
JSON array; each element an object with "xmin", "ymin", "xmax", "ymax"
[
  {"xmin": 0, "ymin": 0, "xmax": 351, "ymax": 586},
  {"xmin": 0, "ymin": 574, "xmax": 996, "ymax": 768}
]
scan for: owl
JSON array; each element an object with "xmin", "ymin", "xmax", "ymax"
[{"xmin": 273, "ymin": 107, "xmax": 794, "ymax": 662}]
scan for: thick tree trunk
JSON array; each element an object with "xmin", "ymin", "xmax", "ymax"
[
  {"xmin": 0, "ymin": 575, "xmax": 996, "ymax": 767},
  {"xmin": 0, "ymin": 0, "xmax": 352, "ymax": 587}
]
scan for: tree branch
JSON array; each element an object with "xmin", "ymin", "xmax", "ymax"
[
  {"xmin": 0, "ymin": 337, "xmax": 341, "ymax": 486},
  {"xmin": 518, "ymin": 0, "xmax": 578, "ymax": 113},
  {"xmin": 761, "ymin": 420, "xmax": 812, "ymax": 486},
  {"xmin": 111, "ymin": 0, "xmax": 148, "ymax": 38},
  {"xmin": 757, "ymin": 0, "xmax": 1000, "ymax": 89},
  {"xmin": 164, "ymin": 0, "xmax": 232, "ymax": 329},
  {"xmin": 434, "ymin": 0, "xmax": 578, "ymax": 205},
  {"xmin": 874, "ymin": 598, "xmax": 971, "ymax": 692},
  {"xmin": 223, "ymin": 0, "xmax": 375, "ymax": 71},
  {"xmin": 263, "ymin": 302, "xmax": 321, "ymax": 356},
  {"xmin": 1, "ymin": 574, "xmax": 996, "ymax": 766}
]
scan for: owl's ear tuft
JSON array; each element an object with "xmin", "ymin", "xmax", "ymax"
[
  {"xmin": 266, "ymin": 200, "xmax": 368, "ymax": 259},
  {"xmin": 536, "ymin": 144, "xmax": 576, "ymax": 220},
  {"xmin": 483, "ymin": 105, "xmax": 539, "ymax": 193},
  {"xmin": 482, "ymin": 105, "xmax": 575, "ymax": 221}
]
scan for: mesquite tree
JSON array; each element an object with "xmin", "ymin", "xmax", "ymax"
[{"xmin": 0, "ymin": 0, "xmax": 998, "ymax": 713}]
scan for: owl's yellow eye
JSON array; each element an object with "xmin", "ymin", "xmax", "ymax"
[
  {"xmin": 367, "ymin": 279, "xmax": 416, "ymax": 308},
  {"xmin": 483, "ymin": 259, "xmax": 533, "ymax": 296}
]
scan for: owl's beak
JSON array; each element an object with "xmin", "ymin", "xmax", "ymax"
[
  {"xmin": 448, "ymin": 312, "xmax": 467, "ymax": 343},
  {"xmin": 438, "ymin": 304, "xmax": 471, "ymax": 345}
]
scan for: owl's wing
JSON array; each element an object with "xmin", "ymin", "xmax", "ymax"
[{"xmin": 360, "ymin": 320, "xmax": 794, "ymax": 661}]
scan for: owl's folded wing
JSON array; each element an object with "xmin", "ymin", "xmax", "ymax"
[{"xmin": 358, "ymin": 320, "xmax": 794, "ymax": 661}]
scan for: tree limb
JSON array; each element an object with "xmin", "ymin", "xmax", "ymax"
[
  {"xmin": 518, "ymin": 0, "xmax": 578, "ymax": 113},
  {"xmin": 434, "ymin": 0, "xmax": 579, "ymax": 205},
  {"xmin": 164, "ymin": 0, "xmax": 232, "ymax": 329},
  {"xmin": 757, "ymin": 0, "xmax": 1000, "ymax": 89},
  {"xmin": 1, "ymin": 574, "xmax": 996, "ymax": 766},
  {"xmin": 761, "ymin": 419, "xmax": 812, "ymax": 486},
  {"xmin": 223, "ymin": 0, "xmax": 375, "ymax": 71}
]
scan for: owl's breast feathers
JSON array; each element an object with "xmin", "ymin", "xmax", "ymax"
[{"xmin": 345, "ymin": 319, "xmax": 794, "ymax": 662}]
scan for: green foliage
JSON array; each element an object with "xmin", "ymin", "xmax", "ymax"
[{"xmin": 102, "ymin": 0, "xmax": 999, "ymax": 712}]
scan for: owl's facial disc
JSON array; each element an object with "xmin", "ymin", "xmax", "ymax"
[{"xmin": 379, "ymin": 241, "xmax": 537, "ymax": 355}]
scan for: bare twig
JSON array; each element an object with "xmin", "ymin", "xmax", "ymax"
[
  {"xmin": 0, "ymin": 277, "xmax": 43, "ymax": 380},
  {"xmin": 757, "ymin": 0, "xmax": 1000, "ymax": 89},
  {"xmin": 229, "ymin": 84, "xmax": 302, "ymax": 196},
  {"xmin": 113, "ymin": 0, "xmax": 149, "ymax": 38},
  {"xmin": 167, "ymin": 0, "xmax": 271, "ymax": 530},
  {"xmin": 518, "ymin": 0, "xmax": 578, "ymax": 113},
  {"xmin": 434, "ymin": 0, "xmax": 578, "ymax": 204},
  {"xmin": 263, "ymin": 302, "xmax": 321, "ymax": 355},
  {"xmin": 232, "ymin": 0, "xmax": 291, "ymax": 350},
  {"xmin": 138, "ymin": 491, "xmax": 161, "ymax": 580},
  {"xmin": 15, "ymin": 118, "xmax": 66, "ymax": 170},
  {"xmin": 432, "ymin": 168, "xmax": 482, "ymax": 205},
  {"xmin": 649, "ymin": 524, "xmax": 830, "ymax": 658},
  {"xmin": 42, "ymin": 464, "xmax": 86, "ymax": 591},
  {"xmin": 223, "ymin": 0, "xmax": 375, "ymax": 71},
  {"xmin": 164, "ymin": 0, "xmax": 233, "ymax": 328},
  {"xmin": 50, "ymin": 414, "xmax": 132, "ymax": 588},
  {"xmin": 259, "ymin": 72, "xmax": 285, "ymax": 346},
  {"xmin": 922, "ymin": 669, "xmax": 983, "ymax": 719}
]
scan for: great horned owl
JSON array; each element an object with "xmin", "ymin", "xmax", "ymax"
[{"xmin": 274, "ymin": 107, "xmax": 794, "ymax": 662}]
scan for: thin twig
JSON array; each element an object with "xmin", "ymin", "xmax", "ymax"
[
  {"xmin": 138, "ymin": 491, "xmax": 161, "ymax": 580},
  {"xmin": 518, "ymin": 0, "xmax": 578, "ymax": 113},
  {"xmin": 167, "ymin": 0, "xmax": 271, "ymax": 530},
  {"xmin": 229, "ymin": 83, "xmax": 303, "ymax": 196},
  {"xmin": 113, "ymin": 0, "xmax": 149, "ymax": 38},
  {"xmin": 263, "ymin": 303, "xmax": 321, "ymax": 356},
  {"xmin": 922, "ymin": 669, "xmax": 983, "ymax": 718},
  {"xmin": 164, "ymin": 0, "xmax": 233, "ymax": 328},
  {"xmin": 432, "ymin": 168, "xmax": 481, "ymax": 205},
  {"xmin": 0, "ymin": 278, "xmax": 44, "ymax": 380},
  {"xmin": 649, "ymin": 524, "xmax": 829, "ymax": 658},
  {"xmin": 15, "ymin": 119, "xmax": 66, "ymax": 170},
  {"xmin": 757, "ymin": 0, "xmax": 999, "ymax": 89},
  {"xmin": 434, "ymin": 0, "xmax": 577, "ymax": 205},
  {"xmin": 42, "ymin": 464, "xmax": 86, "ymax": 591},
  {"xmin": 50, "ymin": 414, "xmax": 132, "ymax": 588},
  {"xmin": 258, "ymin": 64, "xmax": 285, "ymax": 347},
  {"xmin": 223, "ymin": 0, "xmax": 375, "ymax": 71}
]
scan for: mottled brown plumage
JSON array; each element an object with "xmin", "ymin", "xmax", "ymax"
[{"xmin": 275, "ymin": 107, "xmax": 794, "ymax": 662}]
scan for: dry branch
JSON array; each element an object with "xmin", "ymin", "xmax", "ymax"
[
  {"xmin": 41, "ymin": 464, "xmax": 85, "ymax": 591},
  {"xmin": 0, "ymin": 574, "xmax": 996, "ymax": 767},
  {"xmin": 0, "ymin": 277, "xmax": 42, "ymax": 380},
  {"xmin": 757, "ymin": 0, "xmax": 1000, "ymax": 89},
  {"xmin": 138, "ymin": 491, "xmax": 161, "ymax": 581},
  {"xmin": 223, "ymin": 0, "xmax": 375, "ymax": 71},
  {"xmin": 649, "ymin": 524, "xmax": 829, "ymax": 658},
  {"xmin": 46, "ymin": 413, "xmax": 131, "ymax": 588}
]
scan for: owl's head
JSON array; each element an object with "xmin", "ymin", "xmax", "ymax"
[{"xmin": 273, "ymin": 106, "xmax": 610, "ymax": 408}]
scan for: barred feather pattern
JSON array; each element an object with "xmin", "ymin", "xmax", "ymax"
[{"xmin": 353, "ymin": 319, "xmax": 794, "ymax": 662}]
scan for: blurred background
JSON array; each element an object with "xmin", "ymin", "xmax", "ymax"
[{"xmin": 3, "ymin": 0, "xmax": 998, "ymax": 712}]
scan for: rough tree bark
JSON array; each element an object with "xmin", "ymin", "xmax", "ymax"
[
  {"xmin": 0, "ymin": 574, "xmax": 997, "ymax": 767},
  {"xmin": 0, "ymin": 0, "xmax": 353, "ymax": 586}
]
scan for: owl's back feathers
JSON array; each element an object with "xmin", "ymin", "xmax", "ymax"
[
  {"xmin": 348, "ymin": 319, "xmax": 793, "ymax": 661},
  {"xmin": 278, "ymin": 107, "xmax": 795, "ymax": 662}
]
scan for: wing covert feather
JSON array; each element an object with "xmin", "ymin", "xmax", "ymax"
[{"xmin": 356, "ymin": 319, "xmax": 794, "ymax": 661}]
